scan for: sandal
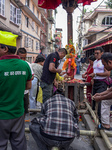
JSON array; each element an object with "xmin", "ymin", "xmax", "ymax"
[{"xmin": 98, "ymin": 124, "xmax": 112, "ymax": 131}]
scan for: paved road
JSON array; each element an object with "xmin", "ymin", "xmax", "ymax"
[{"xmin": 8, "ymin": 112, "xmax": 94, "ymax": 150}]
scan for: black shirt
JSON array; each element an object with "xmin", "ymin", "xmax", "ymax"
[
  {"xmin": 41, "ymin": 51, "xmax": 60, "ymax": 84},
  {"xmin": 81, "ymin": 57, "xmax": 86, "ymax": 63}
]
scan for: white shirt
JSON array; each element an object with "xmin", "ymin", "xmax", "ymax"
[
  {"xmin": 24, "ymin": 61, "xmax": 34, "ymax": 94},
  {"xmin": 93, "ymin": 59, "xmax": 106, "ymax": 80}
]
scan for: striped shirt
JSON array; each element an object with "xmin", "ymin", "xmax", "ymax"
[{"xmin": 38, "ymin": 94, "xmax": 79, "ymax": 138}]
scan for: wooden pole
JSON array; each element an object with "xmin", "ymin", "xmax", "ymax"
[{"xmin": 67, "ymin": 12, "xmax": 73, "ymax": 44}]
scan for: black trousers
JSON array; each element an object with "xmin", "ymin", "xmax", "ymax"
[{"xmin": 92, "ymin": 80, "xmax": 107, "ymax": 123}]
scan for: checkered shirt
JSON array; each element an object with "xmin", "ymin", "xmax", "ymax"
[{"xmin": 38, "ymin": 94, "xmax": 79, "ymax": 138}]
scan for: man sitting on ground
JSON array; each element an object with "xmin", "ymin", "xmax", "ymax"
[{"xmin": 29, "ymin": 89, "xmax": 79, "ymax": 150}]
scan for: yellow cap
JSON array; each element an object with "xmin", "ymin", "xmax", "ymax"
[{"xmin": 0, "ymin": 31, "xmax": 18, "ymax": 47}]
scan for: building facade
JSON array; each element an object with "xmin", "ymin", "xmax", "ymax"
[
  {"xmin": 81, "ymin": 6, "xmax": 112, "ymax": 56},
  {"xmin": 0, "ymin": 0, "xmax": 22, "ymax": 48},
  {"xmin": 0, "ymin": 0, "xmax": 58, "ymax": 61},
  {"xmin": 16, "ymin": 0, "xmax": 42, "ymax": 62}
]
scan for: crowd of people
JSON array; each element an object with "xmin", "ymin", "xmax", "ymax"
[
  {"xmin": 1, "ymin": 31, "xmax": 112, "ymax": 150},
  {"xmin": 82, "ymin": 47, "xmax": 112, "ymax": 131}
]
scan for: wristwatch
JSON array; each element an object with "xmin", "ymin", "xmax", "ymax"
[{"xmin": 94, "ymin": 73, "xmax": 97, "ymax": 77}]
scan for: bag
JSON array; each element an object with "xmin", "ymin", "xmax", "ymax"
[{"xmin": 36, "ymin": 86, "xmax": 43, "ymax": 103}]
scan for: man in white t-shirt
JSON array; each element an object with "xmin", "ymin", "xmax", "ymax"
[
  {"xmin": 89, "ymin": 47, "xmax": 110, "ymax": 123},
  {"xmin": 17, "ymin": 48, "xmax": 34, "ymax": 115}
]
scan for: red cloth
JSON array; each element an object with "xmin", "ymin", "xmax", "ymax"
[
  {"xmin": 86, "ymin": 64, "xmax": 93, "ymax": 83},
  {"xmin": 38, "ymin": 0, "xmax": 97, "ymax": 9},
  {"xmin": 85, "ymin": 64, "xmax": 93, "ymax": 105}
]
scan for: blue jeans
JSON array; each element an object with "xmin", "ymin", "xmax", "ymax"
[
  {"xmin": 29, "ymin": 119, "xmax": 74, "ymax": 150},
  {"xmin": 76, "ymin": 66, "xmax": 80, "ymax": 74},
  {"xmin": 40, "ymin": 81, "xmax": 53, "ymax": 103}
]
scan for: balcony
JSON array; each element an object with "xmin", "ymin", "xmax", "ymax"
[
  {"xmin": 23, "ymin": 6, "xmax": 43, "ymax": 26},
  {"xmin": 14, "ymin": 0, "xmax": 42, "ymax": 26}
]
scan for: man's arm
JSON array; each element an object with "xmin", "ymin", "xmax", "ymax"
[
  {"xmin": 49, "ymin": 63, "xmax": 62, "ymax": 74},
  {"xmin": 93, "ymin": 87, "xmax": 112, "ymax": 101},
  {"xmin": 89, "ymin": 69, "xmax": 110, "ymax": 78},
  {"xmin": 95, "ymin": 69, "xmax": 110, "ymax": 77},
  {"xmin": 25, "ymin": 80, "xmax": 32, "ymax": 90},
  {"xmin": 94, "ymin": 87, "xmax": 111, "ymax": 97}
]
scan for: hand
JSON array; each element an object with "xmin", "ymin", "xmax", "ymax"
[
  {"xmin": 90, "ymin": 79, "xmax": 94, "ymax": 85},
  {"xmin": 94, "ymin": 93, "xmax": 101, "ymax": 97},
  {"xmin": 57, "ymin": 69, "xmax": 62, "ymax": 74},
  {"xmin": 92, "ymin": 96, "xmax": 102, "ymax": 102},
  {"xmin": 60, "ymin": 72, "xmax": 66, "ymax": 76},
  {"xmin": 54, "ymin": 81, "xmax": 58, "ymax": 88},
  {"xmin": 89, "ymin": 73, "xmax": 95, "ymax": 78},
  {"xmin": 64, "ymin": 74, "xmax": 69, "ymax": 79},
  {"xmin": 82, "ymin": 74, "xmax": 86, "ymax": 78}
]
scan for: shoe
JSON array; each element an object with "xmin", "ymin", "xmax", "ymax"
[{"xmin": 98, "ymin": 124, "xmax": 112, "ymax": 131}]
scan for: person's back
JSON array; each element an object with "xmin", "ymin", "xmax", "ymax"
[
  {"xmin": 40, "ymin": 94, "xmax": 79, "ymax": 138},
  {"xmin": 0, "ymin": 57, "xmax": 31, "ymax": 119},
  {"xmin": 0, "ymin": 31, "xmax": 32, "ymax": 150},
  {"xmin": 41, "ymin": 52, "xmax": 59, "ymax": 84},
  {"xmin": 30, "ymin": 91, "xmax": 79, "ymax": 150}
]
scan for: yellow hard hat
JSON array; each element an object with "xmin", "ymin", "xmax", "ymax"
[{"xmin": 0, "ymin": 31, "xmax": 18, "ymax": 47}]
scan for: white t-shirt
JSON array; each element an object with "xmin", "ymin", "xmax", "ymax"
[
  {"xmin": 24, "ymin": 61, "xmax": 34, "ymax": 94},
  {"xmin": 93, "ymin": 59, "xmax": 106, "ymax": 80}
]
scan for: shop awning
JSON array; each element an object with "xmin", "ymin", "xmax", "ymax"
[{"xmin": 83, "ymin": 33, "xmax": 112, "ymax": 51}]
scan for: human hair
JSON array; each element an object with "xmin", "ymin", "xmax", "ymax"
[
  {"xmin": 0, "ymin": 44, "xmax": 16, "ymax": 54},
  {"xmin": 17, "ymin": 47, "xmax": 27, "ymax": 55},
  {"xmin": 101, "ymin": 52, "xmax": 112, "ymax": 64},
  {"xmin": 34, "ymin": 54, "xmax": 45, "ymax": 63},
  {"xmin": 58, "ymin": 48, "xmax": 68, "ymax": 55},
  {"xmin": 53, "ymin": 88, "xmax": 65, "ymax": 96},
  {"xmin": 89, "ymin": 55, "xmax": 96, "ymax": 61},
  {"xmin": 94, "ymin": 46, "xmax": 104, "ymax": 52}
]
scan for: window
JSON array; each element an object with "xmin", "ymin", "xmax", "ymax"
[
  {"xmin": 24, "ymin": 36, "xmax": 29, "ymax": 48},
  {"xmin": 0, "ymin": 0, "xmax": 5, "ymax": 16},
  {"xmin": 37, "ymin": 10, "xmax": 39, "ymax": 18},
  {"xmin": 25, "ymin": 16, "xmax": 29, "ymax": 27},
  {"xmin": 32, "ymin": 21, "xmax": 35, "ymax": 31},
  {"xmin": 26, "ymin": 0, "xmax": 30, "ymax": 7},
  {"xmin": 10, "ymin": 3, "xmax": 21, "ymax": 24},
  {"xmin": 36, "ymin": 26, "xmax": 38, "ymax": 34},
  {"xmin": 32, "ymin": 4, "xmax": 34, "ymax": 13},
  {"xmin": 36, "ymin": 41, "xmax": 39, "ymax": 50},
  {"xmin": 102, "ymin": 16, "xmax": 112, "ymax": 25},
  {"xmin": 31, "ymin": 39, "xmax": 33, "ymax": 50}
]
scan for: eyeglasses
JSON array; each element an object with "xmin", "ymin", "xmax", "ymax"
[{"xmin": 94, "ymin": 52, "xmax": 100, "ymax": 55}]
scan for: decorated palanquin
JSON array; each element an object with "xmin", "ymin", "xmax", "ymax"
[{"xmin": 62, "ymin": 42, "xmax": 77, "ymax": 79}]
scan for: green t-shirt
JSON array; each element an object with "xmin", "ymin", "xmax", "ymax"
[{"xmin": 0, "ymin": 56, "xmax": 32, "ymax": 119}]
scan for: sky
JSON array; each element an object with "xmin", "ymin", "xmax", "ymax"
[{"xmin": 56, "ymin": 0, "xmax": 105, "ymax": 47}]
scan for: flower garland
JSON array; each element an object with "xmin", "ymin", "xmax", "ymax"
[{"xmin": 62, "ymin": 43, "xmax": 77, "ymax": 71}]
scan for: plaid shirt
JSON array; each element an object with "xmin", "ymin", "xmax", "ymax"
[{"xmin": 38, "ymin": 94, "xmax": 79, "ymax": 138}]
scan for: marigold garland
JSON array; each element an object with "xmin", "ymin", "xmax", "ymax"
[{"xmin": 62, "ymin": 43, "xmax": 76, "ymax": 71}]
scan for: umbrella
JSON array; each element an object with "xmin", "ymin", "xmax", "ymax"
[
  {"xmin": 38, "ymin": 0, "xmax": 62, "ymax": 9},
  {"xmin": 38, "ymin": 0, "xmax": 97, "ymax": 9}
]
